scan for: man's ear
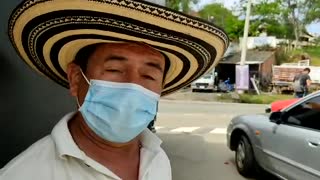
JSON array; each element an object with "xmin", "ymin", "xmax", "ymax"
[{"xmin": 67, "ymin": 63, "xmax": 81, "ymax": 97}]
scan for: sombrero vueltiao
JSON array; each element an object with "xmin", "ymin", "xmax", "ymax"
[{"xmin": 8, "ymin": 0, "xmax": 229, "ymax": 95}]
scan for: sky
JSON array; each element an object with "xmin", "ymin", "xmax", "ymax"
[{"xmin": 197, "ymin": 0, "xmax": 320, "ymax": 35}]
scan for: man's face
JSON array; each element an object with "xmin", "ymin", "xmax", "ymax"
[
  {"xmin": 67, "ymin": 43, "xmax": 166, "ymax": 102},
  {"xmin": 303, "ymin": 70, "xmax": 310, "ymax": 75}
]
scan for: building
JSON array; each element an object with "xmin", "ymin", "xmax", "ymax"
[
  {"xmin": 216, "ymin": 50, "xmax": 276, "ymax": 90},
  {"xmin": 299, "ymin": 32, "xmax": 316, "ymax": 46}
]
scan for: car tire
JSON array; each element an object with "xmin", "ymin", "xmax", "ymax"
[{"xmin": 235, "ymin": 135, "xmax": 256, "ymax": 177}]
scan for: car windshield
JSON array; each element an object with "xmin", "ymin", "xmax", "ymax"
[{"xmin": 203, "ymin": 75, "xmax": 212, "ymax": 79}]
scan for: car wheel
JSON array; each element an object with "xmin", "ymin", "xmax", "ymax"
[{"xmin": 235, "ymin": 135, "xmax": 256, "ymax": 177}]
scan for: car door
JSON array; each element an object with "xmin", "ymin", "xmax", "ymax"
[{"xmin": 260, "ymin": 95, "xmax": 320, "ymax": 180}]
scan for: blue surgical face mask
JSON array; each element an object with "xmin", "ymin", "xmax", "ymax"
[{"xmin": 78, "ymin": 71, "xmax": 160, "ymax": 143}]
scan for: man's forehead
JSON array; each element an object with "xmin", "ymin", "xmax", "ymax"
[{"xmin": 96, "ymin": 42, "xmax": 163, "ymax": 57}]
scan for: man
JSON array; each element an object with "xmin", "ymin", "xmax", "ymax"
[
  {"xmin": 293, "ymin": 68, "xmax": 312, "ymax": 98},
  {"xmin": 2, "ymin": 0, "xmax": 228, "ymax": 179}
]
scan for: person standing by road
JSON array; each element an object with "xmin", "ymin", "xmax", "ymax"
[{"xmin": 293, "ymin": 68, "xmax": 312, "ymax": 98}]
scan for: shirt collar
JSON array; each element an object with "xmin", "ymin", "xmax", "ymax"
[
  {"xmin": 51, "ymin": 112, "xmax": 84, "ymax": 160},
  {"xmin": 140, "ymin": 128, "xmax": 162, "ymax": 152},
  {"xmin": 51, "ymin": 112, "xmax": 163, "ymax": 159}
]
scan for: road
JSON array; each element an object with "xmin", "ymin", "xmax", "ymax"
[{"xmin": 155, "ymin": 100, "xmax": 269, "ymax": 180}]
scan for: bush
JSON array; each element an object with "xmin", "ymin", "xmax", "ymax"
[
  {"xmin": 217, "ymin": 92, "xmax": 294, "ymax": 104},
  {"xmin": 275, "ymin": 47, "xmax": 290, "ymax": 65},
  {"xmin": 239, "ymin": 94, "xmax": 293, "ymax": 104}
]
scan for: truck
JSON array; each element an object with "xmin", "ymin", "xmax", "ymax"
[{"xmin": 271, "ymin": 64, "xmax": 320, "ymax": 94}]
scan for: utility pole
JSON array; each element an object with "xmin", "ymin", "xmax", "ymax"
[
  {"xmin": 240, "ymin": 0, "xmax": 252, "ymax": 66},
  {"xmin": 237, "ymin": 0, "xmax": 252, "ymax": 94}
]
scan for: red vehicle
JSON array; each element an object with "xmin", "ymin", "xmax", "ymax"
[{"xmin": 265, "ymin": 98, "xmax": 299, "ymax": 113}]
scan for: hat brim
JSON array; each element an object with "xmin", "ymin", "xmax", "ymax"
[{"xmin": 8, "ymin": 0, "xmax": 229, "ymax": 95}]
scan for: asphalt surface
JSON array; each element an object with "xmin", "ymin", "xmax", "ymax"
[{"xmin": 155, "ymin": 99, "xmax": 276, "ymax": 180}]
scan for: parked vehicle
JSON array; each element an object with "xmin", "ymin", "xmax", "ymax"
[
  {"xmin": 272, "ymin": 65, "xmax": 320, "ymax": 94},
  {"xmin": 265, "ymin": 98, "xmax": 299, "ymax": 113},
  {"xmin": 191, "ymin": 73, "xmax": 215, "ymax": 92},
  {"xmin": 227, "ymin": 91, "xmax": 320, "ymax": 180}
]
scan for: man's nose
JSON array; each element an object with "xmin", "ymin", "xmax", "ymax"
[{"xmin": 125, "ymin": 69, "xmax": 143, "ymax": 85}]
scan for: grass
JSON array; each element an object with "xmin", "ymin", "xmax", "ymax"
[
  {"xmin": 292, "ymin": 46, "xmax": 320, "ymax": 66},
  {"xmin": 239, "ymin": 94, "xmax": 293, "ymax": 104},
  {"xmin": 217, "ymin": 93, "xmax": 294, "ymax": 104}
]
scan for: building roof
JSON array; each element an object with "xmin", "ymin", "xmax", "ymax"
[{"xmin": 220, "ymin": 50, "xmax": 275, "ymax": 65}]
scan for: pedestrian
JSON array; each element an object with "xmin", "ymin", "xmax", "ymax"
[
  {"xmin": 1, "ymin": 0, "xmax": 228, "ymax": 180},
  {"xmin": 293, "ymin": 68, "xmax": 312, "ymax": 98}
]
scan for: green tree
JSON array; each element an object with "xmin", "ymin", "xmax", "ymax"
[
  {"xmin": 198, "ymin": 3, "xmax": 242, "ymax": 40},
  {"xmin": 238, "ymin": 0, "xmax": 312, "ymax": 48},
  {"xmin": 166, "ymin": 0, "xmax": 198, "ymax": 13},
  {"xmin": 304, "ymin": 0, "xmax": 320, "ymax": 23}
]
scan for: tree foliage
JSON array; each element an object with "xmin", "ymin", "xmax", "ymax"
[
  {"xmin": 304, "ymin": 0, "xmax": 320, "ymax": 23},
  {"xmin": 237, "ymin": 0, "xmax": 317, "ymax": 46},
  {"xmin": 198, "ymin": 3, "xmax": 242, "ymax": 40},
  {"xmin": 166, "ymin": 0, "xmax": 198, "ymax": 13},
  {"xmin": 167, "ymin": 0, "xmax": 319, "ymax": 42}
]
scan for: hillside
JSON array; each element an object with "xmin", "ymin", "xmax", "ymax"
[{"xmin": 292, "ymin": 46, "xmax": 320, "ymax": 66}]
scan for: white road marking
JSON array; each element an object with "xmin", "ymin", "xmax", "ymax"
[
  {"xmin": 209, "ymin": 128, "xmax": 227, "ymax": 134},
  {"xmin": 158, "ymin": 113, "xmax": 206, "ymax": 116},
  {"xmin": 155, "ymin": 126, "xmax": 164, "ymax": 130},
  {"xmin": 170, "ymin": 127, "xmax": 200, "ymax": 133},
  {"xmin": 183, "ymin": 113, "xmax": 206, "ymax": 116},
  {"xmin": 157, "ymin": 112, "xmax": 236, "ymax": 119}
]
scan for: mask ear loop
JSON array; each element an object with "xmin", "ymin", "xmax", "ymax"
[
  {"xmin": 76, "ymin": 97, "xmax": 81, "ymax": 109},
  {"xmin": 79, "ymin": 68, "xmax": 91, "ymax": 85},
  {"xmin": 77, "ymin": 68, "xmax": 91, "ymax": 109}
]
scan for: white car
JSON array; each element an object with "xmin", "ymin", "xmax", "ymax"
[{"xmin": 191, "ymin": 74, "xmax": 215, "ymax": 92}]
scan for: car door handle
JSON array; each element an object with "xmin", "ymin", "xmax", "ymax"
[{"xmin": 307, "ymin": 140, "xmax": 319, "ymax": 148}]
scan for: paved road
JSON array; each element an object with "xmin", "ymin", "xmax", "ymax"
[{"xmin": 155, "ymin": 100, "xmax": 271, "ymax": 180}]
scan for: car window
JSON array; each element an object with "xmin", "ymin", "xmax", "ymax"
[
  {"xmin": 203, "ymin": 75, "xmax": 212, "ymax": 79},
  {"xmin": 284, "ymin": 95, "xmax": 320, "ymax": 131}
]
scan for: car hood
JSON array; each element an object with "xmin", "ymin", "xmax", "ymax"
[
  {"xmin": 231, "ymin": 114, "xmax": 270, "ymax": 125},
  {"xmin": 271, "ymin": 98, "xmax": 299, "ymax": 112},
  {"xmin": 192, "ymin": 78, "xmax": 213, "ymax": 84}
]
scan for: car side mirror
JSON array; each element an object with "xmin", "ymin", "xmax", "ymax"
[{"xmin": 270, "ymin": 111, "xmax": 283, "ymax": 124}]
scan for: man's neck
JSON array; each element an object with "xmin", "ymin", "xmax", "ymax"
[{"xmin": 68, "ymin": 113, "xmax": 141, "ymax": 161}]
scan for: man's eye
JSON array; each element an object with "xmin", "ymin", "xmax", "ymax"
[
  {"xmin": 143, "ymin": 75, "xmax": 155, "ymax": 81},
  {"xmin": 106, "ymin": 69, "xmax": 122, "ymax": 73}
]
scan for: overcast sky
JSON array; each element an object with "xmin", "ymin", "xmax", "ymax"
[{"xmin": 197, "ymin": 0, "xmax": 320, "ymax": 35}]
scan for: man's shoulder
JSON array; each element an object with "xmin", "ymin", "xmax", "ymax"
[
  {"xmin": 0, "ymin": 136, "xmax": 57, "ymax": 179},
  {"xmin": 154, "ymin": 147, "xmax": 171, "ymax": 170},
  {"xmin": 301, "ymin": 74, "xmax": 311, "ymax": 79},
  {"xmin": 148, "ymin": 147, "xmax": 171, "ymax": 179},
  {"xmin": 306, "ymin": 74, "xmax": 311, "ymax": 79},
  {"xmin": 158, "ymin": 147, "xmax": 170, "ymax": 161}
]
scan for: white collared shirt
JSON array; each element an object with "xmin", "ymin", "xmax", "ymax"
[{"xmin": 0, "ymin": 112, "xmax": 171, "ymax": 180}]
